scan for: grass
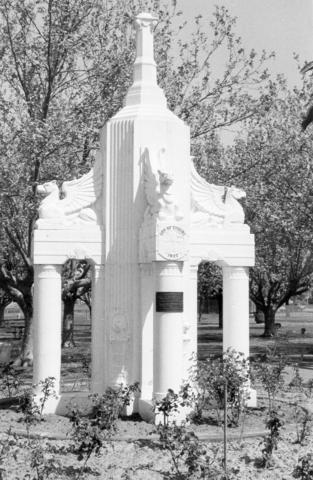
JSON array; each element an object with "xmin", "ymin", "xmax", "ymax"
[
  {"xmin": 2, "ymin": 303, "xmax": 313, "ymax": 390},
  {"xmin": 198, "ymin": 307, "xmax": 313, "ymax": 363}
]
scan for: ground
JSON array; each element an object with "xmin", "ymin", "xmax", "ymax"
[{"xmin": 0, "ymin": 305, "xmax": 313, "ymax": 479}]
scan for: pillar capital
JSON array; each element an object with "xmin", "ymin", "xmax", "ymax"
[
  {"xmin": 36, "ymin": 264, "xmax": 61, "ymax": 279},
  {"xmin": 135, "ymin": 12, "xmax": 158, "ymax": 35},
  {"xmin": 222, "ymin": 265, "xmax": 249, "ymax": 281}
]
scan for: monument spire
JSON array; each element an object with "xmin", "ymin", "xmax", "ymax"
[{"xmin": 124, "ymin": 12, "xmax": 167, "ymax": 107}]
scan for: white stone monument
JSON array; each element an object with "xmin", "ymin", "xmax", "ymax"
[{"xmin": 32, "ymin": 12, "xmax": 255, "ymax": 416}]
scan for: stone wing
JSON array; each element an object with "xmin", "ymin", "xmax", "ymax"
[
  {"xmin": 61, "ymin": 153, "xmax": 102, "ymax": 215},
  {"xmin": 190, "ymin": 161, "xmax": 226, "ymax": 215}
]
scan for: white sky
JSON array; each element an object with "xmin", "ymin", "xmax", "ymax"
[
  {"xmin": 169, "ymin": 0, "xmax": 313, "ymax": 142},
  {"xmin": 174, "ymin": 0, "xmax": 313, "ymax": 86}
]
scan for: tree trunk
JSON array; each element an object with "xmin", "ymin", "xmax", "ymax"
[
  {"xmin": 0, "ymin": 304, "xmax": 6, "ymax": 326},
  {"xmin": 62, "ymin": 297, "xmax": 76, "ymax": 348},
  {"xmin": 217, "ymin": 291, "xmax": 223, "ymax": 329},
  {"xmin": 262, "ymin": 307, "xmax": 276, "ymax": 337},
  {"xmin": 13, "ymin": 299, "xmax": 33, "ymax": 367}
]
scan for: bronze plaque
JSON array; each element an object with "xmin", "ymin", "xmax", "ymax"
[{"xmin": 156, "ymin": 292, "xmax": 183, "ymax": 313}]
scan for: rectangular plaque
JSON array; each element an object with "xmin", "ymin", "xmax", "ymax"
[{"xmin": 156, "ymin": 292, "xmax": 183, "ymax": 313}]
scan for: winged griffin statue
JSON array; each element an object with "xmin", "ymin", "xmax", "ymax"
[
  {"xmin": 143, "ymin": 148, "xmax": 184, "ymax": 222},
  {"xmin": 142, "ymin": 148, "xmax": 246, "ymax": 227},
  {"xmin": 35, "ymin": 153, "xmax": 102, "ymax": 227},
  {"xmin": 190, "ymin": 161, "xmax": 246, "ymax": 226}
]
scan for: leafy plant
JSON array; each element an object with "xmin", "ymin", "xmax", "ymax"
[
  {"xmin": 69, "ymin": 382, "xmax": 140, "ymax": 476},
  {"xmin": 28, "ymin": 441, "xmax": 61, "ymax": 480},
  {"xmin": 289, "ymin": 366, "xmax": 313, "ymax": 445},
  {"xmin": 0, "ymin": 377, "xmax": 57, "ymax": 479},
  {"xmin": 157, "ymin": 421, "xmax": 220, "ymax": 479},
  {"xmin": 260, "ymin": 409, "xmax": 283, "ymax": 468},
  {"xmin": 155, "ymin": 389, "xmax": 221, "ymax": 479},
  {"xmin": 188, "ymin": 349, "xmax": 250, "ymax": 427},
  {"xmin": 295, "ymin": 409, "xmax": 312, "ymax": 446},
  {"xmin": 0, "ymin": 363, "xmax": 23, "ymax": 398},
  {"xmin": 19, "ymin": 377, "xmax": 57, "ymax": 435},
  {"xmin": 154, "ymin": 388, "xmax": 180, "ymax": 426},
  {"xmin": 293, "ymin": 454, "xmax": 313, "ymax": 479},
  {"xmin": 38, "ymin": 377, "xmax": 57, "ymax": 417},
  {"xmin": 0, "ymin": 428, "xmax": 19, "ymax": 479},
  {"xmin": 252, "ymin": 344, "xmax": 288, "ymax": 410}
]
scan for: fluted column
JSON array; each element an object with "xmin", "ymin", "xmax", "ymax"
[
  {"xmin": 91, "ymin": 264, "xmax": 106, "ymax": 392},
  {"xmin": 153, "ymin": 261, "xmax": 184, "ymax": 399},
  {"xmin": 33, "ymin": 264, "xmax": 62, "ymax": 394}
]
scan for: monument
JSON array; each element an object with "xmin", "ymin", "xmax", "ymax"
[{"xmin": 32, "ymin": 12, "xmax": 255, "ymax": 416}]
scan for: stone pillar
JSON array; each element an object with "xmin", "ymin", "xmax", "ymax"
[
  {"xmin": 91, "ymin": 264, "xmax": 106, "ymax": 392},
  {"xmin": 153, "ymin": 261, "xmax": 184, "ymax": 399},
  {"xmin": 222, "ymin": 266, "xmax": 249, "ymax": 356},
  {"xmin": 33, "ymin": 264, "xmax": 62, "ymax": 395},
  {"xmin": 222, "ymin": 265, "xmax": 256, "ymax": 405}
]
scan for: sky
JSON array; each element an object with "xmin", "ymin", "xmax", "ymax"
[
  {"xmin": 170, "ymin": 0, "xmax": 313, "ymax": 142},
  {"xmin": 174, "ymin": 0, "xmax": 313, "ymax": 86}
]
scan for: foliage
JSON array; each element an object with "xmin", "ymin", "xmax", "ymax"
[
  {"xmin": 197, "ymin": 262, "xmax": 222, "ymax": 320},
  {"xmin": 158, "ymin": 422, "xmax": 220, "ymax": 479},
  {"xmin": 294, "ymin": 408, "xmax": 312, "ymax": 446},
  {"xmin": 0, "ymin": 0, "xmax": 138, "ymax": 362},
  {"xmin": 260, "ymin": 408, "xmax": 284, "ymax": 468},
  {"xmin": 252, "ymin": 344, "xmax": 288, "ymax": 410},
  {"xmin": 154, "ymin": 388, "xmax": 180, "ymax": 425},
  {"xmin": 19, "ymin": 377, "xmax": 56, "ymax": 434},
  {"xmin": 62, "ymin": 259, "xmax": 92, "ymax": 347},
  {"xmin": 289, "ymin": 366, "xmax": 313, "ymax": 445},
  {"xmin": 0, "ymin": 377, "xmax": 58, "ymax": 479},
  {"xmin": 0, "ymin": 363, "xmax": 23, "ymax": 398},
  {"xmin": 0, "ymin": 428, "xmax": 18, "ymax": 479},
  {"xmin": 207, "ymin": 75, "xmax": 313, "ymax": 336},
  {"xmin": 69, "ymin": 382, "xmax": 140, "ymax": 473},
  {"xmin": 155, "ymin": 390, "xmax": 221, "ymax": 479},
  {"xmin": 27, "ymin": 442, "xmax": 62, "ymax": 480},
  {"xmin": 293, "ymin": 454, "xmax": 313, "ymax": 480},
  {"xmin": 0, "ymin": 289, "xmax": 11, "ymax": 324},
  {"xmin": 188, "ymin": 349, "xmax": 250, "ymax": 427}
]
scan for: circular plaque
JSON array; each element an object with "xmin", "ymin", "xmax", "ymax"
[{"xmin": 158, "ymin": 225, "xmax": 188, "ymax": 260}]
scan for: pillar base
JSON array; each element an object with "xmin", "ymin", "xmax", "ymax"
[
  {"xmin": 138, "ymin": 399, "xmax": 154, "ymax": 423},
  {"xmin": 138, "ymin": 398, "xmax": 191, "ymax": 425},
  {"xmin": 33, "ymin": 392, "xmax": 92, "ymax": 415}
]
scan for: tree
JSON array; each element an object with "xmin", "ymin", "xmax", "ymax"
[
  {"xmin": 62, "ymin": 259, "xmax": 91, "ymax": 347},
  {"xmin": 0, "ymin": 0, "xmax": 137, "ymax": 364},
  {"xmin": 0, "ymin": 0, "xmax": 273, "ymax": 363},
  {"xmin": 0, "ymin": 289, "xmax": 12, "ymax": 325},
  {"xmin": 210, "ymin": 77, "xmax": 313, "ymax": 336},
  {"xmin": 197, "ymin": 262, "xmax": 222, "ymax": 323}
]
